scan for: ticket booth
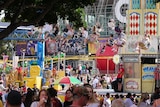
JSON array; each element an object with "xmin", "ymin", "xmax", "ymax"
[
  {"xmin": 123, "ymin": 55, "xmax": 141, "ymax": 93},
  {"xmin": 141, "ymin": 57, "xmax": 156, "ymax": 93}
]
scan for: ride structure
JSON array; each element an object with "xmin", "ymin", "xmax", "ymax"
[
  {"xmin": 85, "ymin": 0, "xmax": 128, "ymax": 75},
  {"xmin": 85, "ymin": 0, "xmax": 160, "ymax": 93},
  {"xmin": 0, "ymin": 22, "xmax": 46, "ymax": 88},
  {"xmin": 120, "ymin": 0, "xmax": 160, "ymax": 93}
]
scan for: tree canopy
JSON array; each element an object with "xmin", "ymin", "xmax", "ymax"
[{"xmin": 0, "ymin": 0, "xmax": 95, "ymax": 40}]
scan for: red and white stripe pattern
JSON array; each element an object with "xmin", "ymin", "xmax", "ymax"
[
  {"xmin": 129, "ymin": 12, "xmax": 140, "ymax": 35},
  {"xmin": 144, "ymin": 12, "xmax": 158, "ymax": 36}
]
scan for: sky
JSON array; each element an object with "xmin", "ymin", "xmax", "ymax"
[{"xmin": 0, "ymin": 10, "xmax": 5, "ymax": 21}]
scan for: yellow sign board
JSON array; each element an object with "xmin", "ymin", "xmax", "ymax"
[
  {"xmin": 30, "ymin": 65, "xmax": 40, "ymax": 77},
  {"xmin": 24, "ymin": 76, "xmax": 42, "ymax": 89},
  {"xmin": 141, "ymin": 64, "xmax": 156, "ymax": 93}
]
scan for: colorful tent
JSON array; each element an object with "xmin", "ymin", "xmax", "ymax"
[{"xmin": 96, "ymin": 46, "xmax": 117, "ymax": 74}]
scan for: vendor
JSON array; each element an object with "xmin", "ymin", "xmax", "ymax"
[{"xmin": 117, "ymin": 64, "xmax": 124, "ymax": 92}]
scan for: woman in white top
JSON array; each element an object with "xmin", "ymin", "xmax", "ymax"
[
  {"xmin": 84, "ymin": 84, "xmax": 100, "ymax": 107},
  {"xmin": 31, "ymin": 89, "xmax": 51, "ymax": 107}
]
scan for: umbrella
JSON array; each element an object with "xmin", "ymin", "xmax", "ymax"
[
  {"xmin": 54, "ymin": 76, "xmax": 82, "ymax": 85},
  {"xmin": 53, "ymin": 84, "xmax": 62, "ymax": 91}
]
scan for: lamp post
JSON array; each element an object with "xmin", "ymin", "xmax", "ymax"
[
  {"xmin": 156, "ymin": 37, "xmax": 160, "ymax": 87},
  {"xmin": 21, "ymin": 49, "xmax": 26, "ymax": 72},
  {"xmin": 58, "ymin": 51, "xmax": 60, "ymax": 71},
  {"xmin": 63, "ymin": 52, "xmax": 66, "ymax": 72}
]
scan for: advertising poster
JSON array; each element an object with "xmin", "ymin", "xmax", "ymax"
[
  {"xmin": 124, "ymin": 63, "xmax": 135, "ymax": 78},
  {"xmin": 16, "ymin": 41, "xmax": 37, "ymax": 56},
  {"xmin": 123, "ymin": 62, "xmax": 141, "ymax": 93},
  {"xmin": 142, "ymin": 64, "xmax": 156, "ymax": 93},
  {"xmin": 88, "ymin": 42, "xmax": 99, "ymax": 54},
  {"xmin": 124, "ymin": 78, "xmax": 141, "ymax": 93},
  {"xmin": 45, "ymin": 38, "xmax": 57, "ymax": 55},
  {"xmin": 88, "ymin": 38, "xmax": 107, "ymax": 54}
]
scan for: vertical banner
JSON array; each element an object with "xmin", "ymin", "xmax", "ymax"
[
  {"xmin": 3, "ymin": 55, "xmax": 9, "ymax": 71},
  {"xmin": 142, "ymin": 64, "xmax": 156, "ymax": 93},
  {"xmin": 37, "ymin": 34, "xmax": 45, "ymax": 77},
  {"xmin": 37, "ymin": 42, "xmax": 43, "ymax": 76},
  {"xmin": 12, "ymin": 56, "xmax": 19, "ymax": 69}
]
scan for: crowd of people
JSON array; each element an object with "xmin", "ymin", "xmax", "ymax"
[
  {"xmin": 0, "ymin": 81, "xmax": 160, "ymax": 107},
  {"xmin": 0, "ymin": 63, "xmax": 157, "ymax": 107},
  {"xmin": 0, "ymin": 20, "xmax": 155, "ymax": 107}
]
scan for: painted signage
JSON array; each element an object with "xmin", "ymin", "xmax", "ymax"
[
  {"xmin": 142, "ymin": 65, "xmax": 156, "ymax": 80},
  {"xmin": 123, "ymin": 56, "xmax": 139, "ymax": 62},
  {"xmin": 124, "ymin": 78, "xmax": 141, "ymax": 93},
  {"xmin": 126, "ymin": 80, "xmax": 139, "ymax": 89},
  {"xmin": 142, "ymin": 64, "xmax": 156, "ymax": 93}
]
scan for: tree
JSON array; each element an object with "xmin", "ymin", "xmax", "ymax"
[
  {"xmin": 0, "ymin": 40, "xmax": 16, "ymax": 59},
  {"xmin": 157, "ymin": 0, "xmax": 160, "ymax": 3},
  {"xmin": 0, "ymin": 0, "xmax": 96, "ymax": 40}
]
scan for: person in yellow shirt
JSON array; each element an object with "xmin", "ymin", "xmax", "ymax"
[
  {"xmin": 0, "ymin": 99, "xmax": 3, "ymax": 107},
  {"xmin": 110, "ymin": 95, "xmax": 114, "ymax": 102}
]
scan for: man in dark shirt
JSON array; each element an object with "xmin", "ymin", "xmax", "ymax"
[
  {"xmin": 6, "ymin": 90, "xmax": 22, "ymax": 107},
  {"xmin": 32, "ymin": 84, "xmax": 39, "ymax": 96},
  {"xmin": 151, "ymin": 87, "xmax": 160, "ymax": 105}
]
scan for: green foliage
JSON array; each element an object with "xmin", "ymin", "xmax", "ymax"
[
  {"xmin": 0, "ymin": 0, "xmax": 96, "ymax": 39},
  {"xmin": 0, "ymin": 40, "xmax": 12, "ymax": 58},
  {"xmin": 0, "ymin": 68, "xmax": 3, "ymax": 73},
  {"xmin": 0, "ymin": 40, "xmax": 17, "ymax": 59},
  {"xmin": 5, "ymin": 66, "xmax": 12, "ymax": 74},
  {"xmin": 53, "ymin": 53, "xmax": 65, "ymax": 58},
  {"xmin": 156, "ymin": 0, "xmax": 160, "ymax": 3},
  {"xmin": 71, "ymin": 8, "xmax": 87, "ymax": 29},
  {"xmin": 0, "ymin": 66, "xmax": 12, "ymax": 74}
]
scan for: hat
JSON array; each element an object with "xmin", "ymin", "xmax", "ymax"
[{"xmin": 7, "ymin": 90, "xmax": 22, "ymax": 106}]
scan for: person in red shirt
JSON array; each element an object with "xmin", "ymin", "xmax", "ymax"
[
  {"xmin": 16, "ymin": 67, "xmax": 23, "ymax": 81},
  {"xmin": 52, "ymin": 67, "xmax": 57, "ymax": 78},
  {"xmin": 117, "ymin": 64, "xmax": 124, "ymax": 92}
]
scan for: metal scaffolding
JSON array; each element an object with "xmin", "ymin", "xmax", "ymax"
[
  {"xmin": 85, "ymin": 0, "xmax": 118, "ymax": 37},
  {"xmin": 85, "ymin": 0, "xmax": 130, "ymax": 37}
]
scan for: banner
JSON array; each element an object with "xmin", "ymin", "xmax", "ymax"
[
  {"xmin": 142, "ymin": 64, "xmax": 156, "ymax": 81},
  {"xmin": 88, "ymin": 38, "xmax": 107, "ymax": 54},
  {"xmin": 124, "ymin": 78, "xmax": 141, "ymax": 93},
  {"xmin": 3, "ymin": 55, "xmax": 8, "ymax": 70},
  {"xmin": 12, "ymin": 56, "xmax": 19, "ymax": 69},
  {"xmin": 142, "ymin": 64, "xmax": 156, "ymax": 93},
  {"xmin": 16, "ymin": 41, "xmax": 37, "ymax": 56}
]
